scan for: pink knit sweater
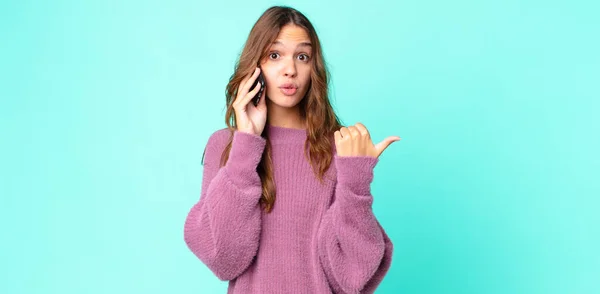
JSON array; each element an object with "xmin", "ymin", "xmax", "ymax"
[{"xmin": 183, "ymin": 124, "xmax": 393, "ymax": 293}]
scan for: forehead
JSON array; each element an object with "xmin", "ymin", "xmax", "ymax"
[{"xmin": 272, "ymin": 25, "xmax": 311, "ymax": 48}]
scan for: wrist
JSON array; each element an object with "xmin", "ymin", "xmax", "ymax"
[
  {"xmin": 236, "ymin": 128, "xmax": 258, "ymax": 136},
  {"xmin": 334, "ymin": 155, "xmax": 379, "ymax": 194}
]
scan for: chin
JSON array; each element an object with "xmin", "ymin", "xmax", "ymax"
[{"xmin": 267, "ymin": 94, "xmax": 305, "ymax": 108}]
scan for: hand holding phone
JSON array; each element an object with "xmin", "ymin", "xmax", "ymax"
[
  {"xmin": 233, "ymin": 67, "xmax": 268, "ymax": 135},
  {"xmin": 250, "ymin": 70, "xmax": 265, "ymax": 106}
]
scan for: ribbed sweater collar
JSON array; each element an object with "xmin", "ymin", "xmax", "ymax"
[{"xmin": 266, "ymin": 124, "xmax": 307, "ymax": 144}]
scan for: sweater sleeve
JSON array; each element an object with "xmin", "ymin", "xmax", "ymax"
[
  {"xmin": 183, "ymin": 129, "xmax": 266, "ymax": 281},
  {"xmin": 317, "ymin": 155, "xmax": 394, "ymax": 293}
]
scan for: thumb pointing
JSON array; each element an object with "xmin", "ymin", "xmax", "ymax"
[{"xmin": 374, "ymin": 136, "xmax": 401, "ymax": 157}]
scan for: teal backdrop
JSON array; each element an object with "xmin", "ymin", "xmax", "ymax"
[{"xmin": 1, "ymin": 0, "xmax": 598, "ymax": 293}]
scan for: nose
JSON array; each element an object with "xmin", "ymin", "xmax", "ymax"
[{"xmin": 283, "ymin": 57, "xmax": 297, "ymax": 78}]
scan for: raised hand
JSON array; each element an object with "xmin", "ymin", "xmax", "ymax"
[
  {"xmin": 334, "ymin": 123, "xmax": 401, "ymax": 158},
  {"xmin": 233, "ymin": 67, "xmax": 268, "ymax": 135}
]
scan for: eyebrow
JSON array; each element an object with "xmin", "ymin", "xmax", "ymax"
[{"xmin": 272, "ymin": 40, "xmax": 312, "ymax": 48}]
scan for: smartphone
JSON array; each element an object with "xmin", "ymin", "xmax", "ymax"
[{"xmin": 250, "ymin": 70, "xmax": 265, "ymax": 106}]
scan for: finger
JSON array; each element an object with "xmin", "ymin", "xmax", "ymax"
[
  {"xmin": 334, "ymin": 130, "xmax": 342, "ymax": 143},
  {"xmin": 257, "ymin": 85, "xmax": 267, "ymax": 109},
  {"xmin": 347, "ymin": 126, "xmax": 360, "ymax": 138},
  {"xmin": 234, "ymin": 68, "xmax": 259, "ymax": 106},
  {"xmin": 240, "ymin": 67, "xmax": 259, "ymax": 90},
  {"xmin": 374, "ymin": 136, "xmax": 401, "ymax": 157},
  {"xmin": 236, "ymin": 70, "xmax": 254, "ymax": 100},
  {"xmin": 240, "ymin": 80, "xmax": 263, "ymax": 107},
  {"xmin": 241, "ymin": 67, "xmax": 261, "ymax": 97},
  {"xmin": 339, "ymin": 127, "xmax": 350, "ymax": 138},
  {"xmin": 354, "ymin": 122, "xmax": 370, "ymax": 138}
]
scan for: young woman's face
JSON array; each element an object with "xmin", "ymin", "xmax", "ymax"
[{"xmin": 260, "ymin": 24, "xmax": 312, "ymax": 109}]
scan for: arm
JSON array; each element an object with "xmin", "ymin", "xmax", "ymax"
[
  {"xmin": 317, "ymin": 155, "xmax": 394, "ymax": 293},
  {"xmin": 183, "ymin": 130, "xmax": 266, "ymax": 281}
]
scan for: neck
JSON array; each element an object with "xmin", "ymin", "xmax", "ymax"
[{"xmin": 267, "ymin": 100, "xmax": 306, "ymax": 129}]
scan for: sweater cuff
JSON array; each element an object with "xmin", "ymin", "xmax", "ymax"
[
  {"xmin": 334, "ymin": 155, "xmax": 379, "ymax": 195},
  {"xmin": 224, "ymin": 131, "xmax": 266, "ymax": 187}
]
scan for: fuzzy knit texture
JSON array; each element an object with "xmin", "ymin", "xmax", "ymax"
[{"xmin": 183, "ymin": 124, "xmax": 393, "ymax": 293}]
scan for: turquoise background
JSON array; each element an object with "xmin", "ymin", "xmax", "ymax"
[{"xmin": 1, "ymin": 0, "xmax": 598, "ymax": 293}]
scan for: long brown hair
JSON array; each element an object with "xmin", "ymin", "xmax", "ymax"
[{"xmin": 209, "ymin": 6, "xmax": 343, "ymax": 213}]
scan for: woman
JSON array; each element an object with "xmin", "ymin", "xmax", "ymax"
[{"xmin": 184, "ymin": 5, "xmax": 401, "ymax": 293}]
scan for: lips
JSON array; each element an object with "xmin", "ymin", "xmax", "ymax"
[
  {"xmin": 279, "ymin": 83, "xmax": 297, "ymax": 89},
  {"xmin": 279, "ymin": 83, "xmax": 298, "ymax": 96},
  {"xmin": 280, "ymin": 87, "xmax": 297, "ymax": 96}
]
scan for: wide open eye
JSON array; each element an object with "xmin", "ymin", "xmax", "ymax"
[
  {"xmin": 269, "ymin": 52, "xmax": 280, "ymax": 60},
  {"xmin": 298, "ymin": 53, "xmax": 311, "ymax": 62}
]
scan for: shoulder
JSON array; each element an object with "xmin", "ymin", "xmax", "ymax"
[
  {"xmin": 202, "ymin": 128, "xmax": 233, "ymax": 165},
  {"xmin": 206, "ymin": 128, "xmax": 232, "ymax": 149}
]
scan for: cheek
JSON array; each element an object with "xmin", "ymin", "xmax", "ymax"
[
  {"xmin": 261, "ymin": 69, "xmax": 276, "ymax": 88},
  {"xmin": 300, "ymin": 68, "xmax": 312, "ymax": 87},
  {"xmin": 302, "ymin": 62, "xmax": 312, "ymax": 75}
]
